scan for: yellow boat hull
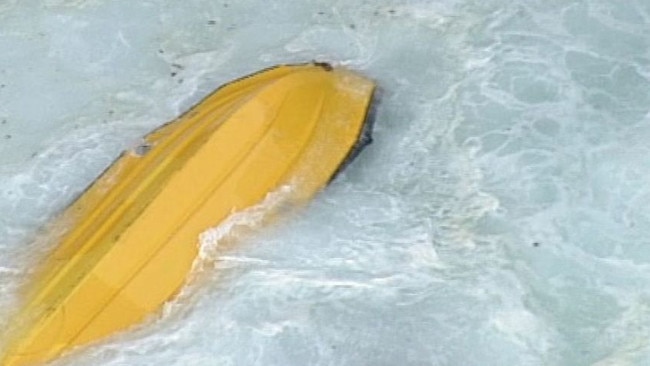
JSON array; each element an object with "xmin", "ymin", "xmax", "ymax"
[{"xmin": 1, "ymin": 64, "xmax": 375, "ymax": 366}]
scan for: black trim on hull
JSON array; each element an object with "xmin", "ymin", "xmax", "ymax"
[{"xmin": 328, "ymin": 86, "xmax": 380, "ymax": 183}]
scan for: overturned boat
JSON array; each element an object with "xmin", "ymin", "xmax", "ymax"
[{"xmin": 1, "ymin": 63, "xmax": 376, "ymax": 366}]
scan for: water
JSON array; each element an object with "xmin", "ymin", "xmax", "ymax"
[{"xmin": 1, "ymin": 0, "xmax": 649, "ymax": 365}]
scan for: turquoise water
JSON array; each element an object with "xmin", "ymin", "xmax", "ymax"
[{"xmin": 1, "ymin": 1, "xmax": 649, "ymax": 365}]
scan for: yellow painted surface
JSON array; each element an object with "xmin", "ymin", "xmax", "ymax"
[{"xmin": 0, "ymin": 64, "xmax": 375, "ymax": 366}]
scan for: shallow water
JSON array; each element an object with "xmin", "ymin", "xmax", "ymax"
[{"xmin": 1, "ymin": 1, "xmax": 649, "ymax": 365}]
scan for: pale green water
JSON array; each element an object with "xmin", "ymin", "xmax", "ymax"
[{"xmin": 1, "ymin": 1, "xmax": 649, "ymax": 365}]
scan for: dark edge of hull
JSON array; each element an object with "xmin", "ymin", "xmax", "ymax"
[{"xmin": 328, "ymin": 85, "xmax": 381, "ymax": 184}]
